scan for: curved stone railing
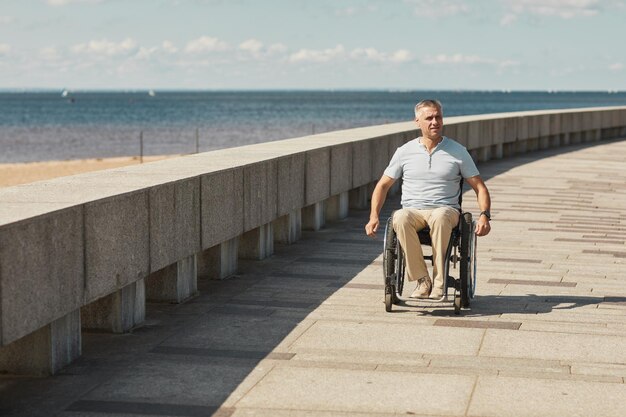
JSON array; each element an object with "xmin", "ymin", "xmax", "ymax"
[{"xmin": 1, "ymin": 106, "xmax": 625, "ymax": 374}]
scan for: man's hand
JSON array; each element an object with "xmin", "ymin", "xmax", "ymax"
[
  {"xmin": 475, "ymin": 217, "xmax": 491, "ymax": 236},
  {"xmin": 365, "ymin": 217, "xmax": 380, "ymax": 237}
]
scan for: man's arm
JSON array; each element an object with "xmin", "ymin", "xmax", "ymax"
[
  {"xmin": 365, "ymin": 175, "xmax": 396, "ymax": 237},
  {"xmin": 465, "ymin": 175, "xmax": 491, "ymax": 237}
]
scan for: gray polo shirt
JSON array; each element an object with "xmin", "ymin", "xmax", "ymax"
[{"xmin": 384, "ymin": 137, "xmax": 479, "ymax": 209}]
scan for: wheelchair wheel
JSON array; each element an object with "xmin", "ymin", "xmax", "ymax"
[
  {"xmin": 383, "ymin": 217, "xmax": 396, "ymax": 312},
  {"xmin": 383, "ymin": 216, "xmax": 404, "ymax": 311},
  {"xmin": 459, "ymin": 212, "xmax": 474, "ymax": 309}
]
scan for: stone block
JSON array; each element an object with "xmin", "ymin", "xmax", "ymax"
[
  {"xmin": 305, "ymin": 148, "xmax": 330, "ymax": 205},
  {"xmin": 197, "ymin": 238, "xmax": 238, "ymax": 280},
  {"xmin": 352, "ymin": 140, "xmax": 371, "ymax": 187},
  {"xmin": 302, "ymin": 202, "xmax": 325, "ymax": 231},
  {"xmin": 81, "ymin": 279, "xmax": 145, "ymax": 333},
  {"xmin": 330, "ymin": 143, "xmax": 352, "ymax": 195},
  {"xmin": 539, "ymin": 136, "xmax": 550, "ymax": 149},
  {"xmin": 0, "ymin": 309, "xmax": 80, "ymax": 375},
  {"xmin": 243, "ymin": 161, "xmax": 278, "ymax": 232},
  {"xmin": 276, "ymin": 153, "xmax": 305, "ymax": 216},
  {"xmin": 467, "ymin": 121, "xmax": 481, "ymax": 150},
  {"xmin": 145, "ymin": 255, "xmax": 197, "ymax": 303},
  {"xmin": 200, "ymin": 169, "xmax": 244, "ymax": 249},
  {"xmin": 582, "ymin": 111, "xmax": 594, "ymax": 131},
  {"xmin": 443, "ymin": 123, "xmax": 457, "ymax": 140},
  {"xmin": 539, "ymin": 113, "xmax": 551, "ymax": 137},
  {"xmin": 479, "ymin": 120, "xmax": 494, "ymax": 146},
  {"xmin": 239, "ymin": 223, "xmax": 273, "ymax": 260},
  {"xmin": 84, "ymin": 191, "xmax": 150, "ymax": 303},
  {"xmin": 149, "ymin": 178, "xmax": 201, "ymax": 273},
  {"xmin": 493, "ymin": 118, "xmax": 505, "ymax": 145},
  {"xmin": 0, "ymin": 207, "xmax": 84, "ymax": 345},
  {"xmin": 502, "ymin": 117, "xmax": 517, "ymax": 142},
  {"xmin": 370, "ymin": 137, "xmax": 389, "ymax": 180},
  {"xmin": 550, "ymin": 113, "xmax": 561, "ymax": 135},
  {"xmin": 273, "ymin": 210, "xmax": 301, "ymax": 244},
  {"xmin": 516, "ymin": 116, "xmax": 529, "ymax": 140},
  {"xmin": 453, "ymin": 122, "xmax": 470, "ymax": 147},
  {"xmin": 528, "ymin": 115, "xmax": 541, "ymax": 139},
  {"xmin": 325, "ymin": 192, "xmax": 349, "ymax": 221}
]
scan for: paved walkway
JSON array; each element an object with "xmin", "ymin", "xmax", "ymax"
[{"xmin": 2, "ymin": 139, "xmax": 626, "ymax": 417}]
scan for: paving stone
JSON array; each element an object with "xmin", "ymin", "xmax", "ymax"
[
  {"xmin": 237, "ymin": 367, "xmax": 475, "ymax": 415},
  {"xmin": 469, "ymin": 376, "xmax": 626, "ymax": 417}
]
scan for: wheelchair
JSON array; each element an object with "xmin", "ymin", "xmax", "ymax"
[{"xmin": 382, "ymin": 191, "xmax": 477, "ymax": 315}]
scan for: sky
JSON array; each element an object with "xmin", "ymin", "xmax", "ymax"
[{"xmin": 0, "ymin": 0, "xmax": 625, "ymax": 91}]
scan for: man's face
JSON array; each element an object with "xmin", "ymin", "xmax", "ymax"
[{"xmin": 416, "ymin": 106, "xmax": 443, "ymax": 139}]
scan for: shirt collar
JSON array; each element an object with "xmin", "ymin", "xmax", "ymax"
[{"xmin": 417, "ymin": 136, "xmax": 447, "ymax": 152}]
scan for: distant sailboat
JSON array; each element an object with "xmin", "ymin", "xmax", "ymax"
[
  {"xmin": 61, "ymin": 89, "xmax": 69, "ymax": 97},
  {"xmin": 148, "ymin": 90, "xmax": 156, "ymax": 97}
]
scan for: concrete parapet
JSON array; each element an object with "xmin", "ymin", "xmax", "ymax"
[
  {"xmin": 273, "ymin": 210, "xmax": 301, "ymax": 244},
  {"xmin": 239, "ymin": 223, "xmax": 274, "ymax": 260},
  {"xmin": 146, "ymin": 255, "xmax": 197, "ymax": 303},
  {"xmin": 197, "ymin": 238, "xmax": 238, "ymax": 280},
  {"xmin": 330, "ymin": 144, "xmax": 352, "ymax": 196},
  {"xmin": 325, "ymin": 192, "xmax": 349, "ymax": 222},
  {"xmin": 0, "ymin": 310, "xmax": 81, "ymax": 375}
]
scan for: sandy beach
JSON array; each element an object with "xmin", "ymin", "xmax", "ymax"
[{"xmin": 0, "ymin": 155, "xmax": 180, "ymax": 188}]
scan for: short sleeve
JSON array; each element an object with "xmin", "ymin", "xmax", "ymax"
[
  {"xmin": 459, "ymin": 148, "xmax": 480, "ymax": 179},
  {"xmin": 383, "ymin": 147, "xmax": 403, "ymax": 179}
]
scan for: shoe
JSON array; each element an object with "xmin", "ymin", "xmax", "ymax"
[
  {"xmin": 429, "ymin": 289, "xmax": 444, "ymax": 300},
  {"xmin": 410, "ymin": 276, "xmax": 432, "ymax": 298}
]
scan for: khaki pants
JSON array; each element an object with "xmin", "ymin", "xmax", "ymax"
[{"xmin": 392, "ymin": 207, "xmax": 460, "ymax": 294}]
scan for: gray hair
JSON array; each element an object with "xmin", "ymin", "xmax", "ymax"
[{"xmin": 414, "ymin": 99, "xmax": 443, "ymax": 119}]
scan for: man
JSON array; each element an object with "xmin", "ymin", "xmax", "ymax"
[{"xmin": 365, "ymin": 99, "xmax": 491, "ymax": 299}]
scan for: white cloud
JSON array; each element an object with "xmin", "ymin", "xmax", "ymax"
[
  {"xmin": 350, "ymin": 48, "xmax": 412, "ymax": 63},
  {"xmin": 162, "ymin": 41, "xmax": 178, "ymax": 53},
  {"xmin": 184, "ymin": 36, "xmax": 229, "ymax": 53},
  {"xmin": 239, "ymin": 39, "xmax": 263, "ymax": 54},
  {"xmin": 404, "ymin": 0, "xmax": 470, "ymax": 17},
  {"xmin": 0, "ymin": 43, "xmax": 11, "ymax": 55},
  {"xmin": 72, "ymin": 38, "xmax": 138, "ymax": 56},
  {"xmin": 425, "ymin": 53, "xmax": 519, "ymax": 69},
  {"xmin": 390, "ymin": 49, "xmax": 412, "ymax": 63},
  {"xmin": 289, "ymin": 45, "xmax": 345, "ymax": 63},
  {"xmin": 40, "ymin": 47, "xmax": 60, "ymax": 60},
  {"xmin": 46, "ymin": 0, "xmax": 104, "ymax": 5},
  {"xmin": 609, "ymin": 63, "xmax": 624, "ymax": 71},
  {"xmin": 503, "ymin": 0, "xmax": 601, "ymax": 19},
  {"xmin": 0, "ymin": 15, "xmax": 15, "ymax": 24}
]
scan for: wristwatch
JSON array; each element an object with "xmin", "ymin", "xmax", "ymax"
[{"xmin": 480, "ymin": 210, "xmax": 491, "ymax": 220}]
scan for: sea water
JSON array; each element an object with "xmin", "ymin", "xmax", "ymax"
[{"xmin": 1, "ymin": 90, "xmax": 625, "ymax": 163}]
